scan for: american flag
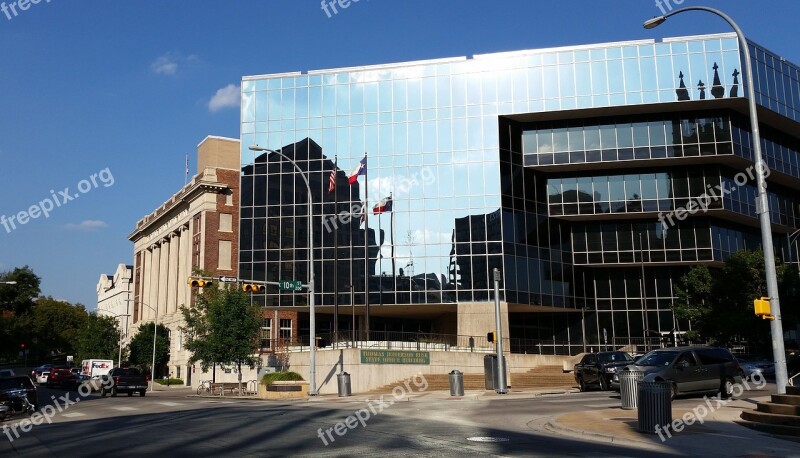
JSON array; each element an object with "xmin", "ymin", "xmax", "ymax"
[{"xmin": 328, "ymin": 157, "xmax": 337, "ymax": 194}]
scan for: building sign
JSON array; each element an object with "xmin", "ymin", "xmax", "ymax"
[{"xmin": 360, "ymin": 350, "xmax": 430, "ymax": 365}]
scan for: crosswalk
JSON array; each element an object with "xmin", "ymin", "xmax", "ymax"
[{"xmin": 538, "ymin": 392, "xmax": 621, "ymax": 409}]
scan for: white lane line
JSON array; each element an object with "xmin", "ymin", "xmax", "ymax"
[
  {"xmin": 110, "ymin": 406, "xmax": 138, "ymax": 411},
  {"xmin": 543, "ymin": 397, "xmax": 614, "ymax": 404},
  {"xmin": 158, "ymin": 402, "xmax": 182, "ymax": 407},
  {"xmin": 61, "ymin": 412, "xmax": 86, "ymax": 418}
]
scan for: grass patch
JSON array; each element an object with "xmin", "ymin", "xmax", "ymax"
[{"xmin": 261, "ymin": 371, "xmax": 304, "ymax": 386}]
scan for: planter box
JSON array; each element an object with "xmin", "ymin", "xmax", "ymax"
[{"xmin": 258, "ymin": 381, "xmax": 309, "ymax": 400}]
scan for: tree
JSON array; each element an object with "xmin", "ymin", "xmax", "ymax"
[
  {"xmin": 128, "ymin": 323, "xmax": 170, "ymax": 377},
  {"xmin": 673, "ymin": 265, "xmax": 714, "ymax": 341},
  {"xmin": 30, "ymin": 296, "xmax": 88, "ymax": 359},
  {"xmin": 0, "ymin": 266, "xmax": 41, "ymax": 316},
  {"xmin": 75, "ymin": 314, "xmax": 121, "ymax": 363},
  {"xmin": 181, "ymin": 285, "xmax": 262, "ymax": 392}
]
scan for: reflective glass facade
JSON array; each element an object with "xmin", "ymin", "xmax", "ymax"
[{"xmin": 240, "ymin": 33, "xmax": 800, "ymax": 348}]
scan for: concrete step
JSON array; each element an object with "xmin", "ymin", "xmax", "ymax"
[
  {"xmin": 525, "ymin": 365, "xmax": 568, "ymax": 374},
  {"xmin": 772, "ymin": 394, "xmax": 800, "ymax": 406},
  {"xmin": 740, "ymin": 410, "xmax": 800, "ymax": 427},
  {"xmin": 757, "ymin": 402, "xmax": 800, "ymax": 416},
  {"xmin": 787, "ymin": 385, "xmax": 800, "ymax": 396},
  {"xmin": 736, "ymin": 419, "xmax": 800, "ymax": 437}
]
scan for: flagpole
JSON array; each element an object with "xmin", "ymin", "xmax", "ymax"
[
  {"xmin": 364, "ymin": 152, "xmax": 370, "ymax": 341},
  {"xmin": 333, "ymin": 156, "xmax": 338, "ymax": 347}
]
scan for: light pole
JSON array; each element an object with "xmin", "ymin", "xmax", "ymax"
[
  {"xmin": 249, "ymin": 145, "xmax": 318, "ymax": 396},
  {"xmin": 125, "ymin": 299, "xmax": 159, "ymax": 392},
  {"xmin": 97, "ymin": 308, "xmax": 131, "ymax": 367},
  {"xmin": 0, "ymin": 281, "xmax": 17, "ymax": 285},
  {"xmin": 644, "ymin": 6, "xmax": 789, "ymax": 393}
]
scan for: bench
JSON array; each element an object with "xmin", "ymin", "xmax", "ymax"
[{"xmin": 211, "ymin": 383, "xmax": 244, "ymax": 396}]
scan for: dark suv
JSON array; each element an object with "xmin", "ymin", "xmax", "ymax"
[
  {"xmin": 626, "ymin": 346, "xmax": 743, "ymax": 399},
  {"xmin": 574, "ymin": 351, "xmax": 635, "ymax": 391}
]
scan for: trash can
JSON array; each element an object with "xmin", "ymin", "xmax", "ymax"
[
  {"xmin": 619, "ymin": 369, "xmax": 644, "ymax": 410},
  {"xmin": 337, "ymin": 372, "xmax": 351, "ymax": 397},
  {"xmin": 637, "ymin": 381, "xmax": 672, "ymax": 434},
  {"xmin": 449, "ymin": 370, "xmax": 464, "ymax": 396}
]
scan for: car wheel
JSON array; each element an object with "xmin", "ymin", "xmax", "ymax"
[
  {"xmin": 111, "ymin": 387, "xmax": 118, "ymax": 397},
  {"xmin": 100, "ymin": 387, "xmax": 107, "ymax": 397},
  {"xmin": 139, "ymin": 390, "xmax": 146, "ymax": 397},
  {"xmin": 721, "ymin": 378, "xmax": 735, "ymax": 399},
  {"xmin": 599, "ymin": 376, "xmax": 609, "ymax": 391},
  {"xmin": 579, "ymin": 376, "xmax": 588, "ymax": 392}
]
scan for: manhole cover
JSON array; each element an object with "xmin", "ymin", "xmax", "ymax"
[{"xmin": 466, "ymin": 437, "xmax": 510, "ymax": 443}]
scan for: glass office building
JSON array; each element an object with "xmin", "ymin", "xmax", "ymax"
[{"xmin": 240, "ymin": 32, "xmax": 800, "ymax": 352}]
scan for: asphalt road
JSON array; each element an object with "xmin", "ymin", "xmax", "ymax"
[{"xmin": 0, "ymin": 384, "xmax": 777, "ymax": 457}]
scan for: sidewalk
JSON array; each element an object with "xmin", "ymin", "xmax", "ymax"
[{"xmin": 546, "ymin": 393, "xmax": 800, "ymax": 456}]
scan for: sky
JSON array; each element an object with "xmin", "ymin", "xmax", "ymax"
[{"xmin": 1, "ymin": 0, "xmax": 799, "ymax": 309}]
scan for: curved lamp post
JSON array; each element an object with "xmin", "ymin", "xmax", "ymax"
[
  {"xmin": 0, "ymin": 281, "xmax": 17, "ymax": 285},
  {"xmin": 644, "ymin": 6, "xmax": 789, "ymax": 393},
  {"xmin": 249, "ymin": 145, "xmax": 318, "ymax": 396},
  {"xmin": 97, "ymin": 308, "xmax": 131, "ymax": 368},
  {"xmin": 125, "ymin": 299, "xmax": 159, "ymax": 392}
]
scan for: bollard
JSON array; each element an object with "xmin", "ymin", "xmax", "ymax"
[
  {"xmin": 337, "ymin": 372, "xmax": 351, "ymax": 397},
  {"xmin": 619, "ymin": 370, "xmax": 644, "ymax": 410},
  {"xmin": 449, "ymin": 370, "xmax": 464, "ymax": 396},
  {"xmin": 637, "ymin": 381, "xmax": 672, "ymax": 434}
]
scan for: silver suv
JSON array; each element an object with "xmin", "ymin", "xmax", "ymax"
[{"xmin": 626, "ymin": 346, "xmax": 743, "ymax": 399}]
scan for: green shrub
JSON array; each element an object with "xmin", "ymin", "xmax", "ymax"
[
  {"xmin": 260, "ymin": 371, "xmax": 304, "ymax": 386},
  {"xmin": 155, "ymin": 378, "xmax": 184, "ymax": 386}
]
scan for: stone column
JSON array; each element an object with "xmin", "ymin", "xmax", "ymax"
[
  {"xmin": 167, "ymin": 231, "xmax": 180, "ymax": 314},
  {"xmin": 158, "ymin": 237, "xmax": 170, "ymax": 316},
  {"xmin": 177, "ymin": 225, "xmax": 190, "ymax": 311},
  {"xmin": 141, "ymin": 249, "xmax": 152, "ymax": 322},
  {"xmin": 148, "ymin": 244, "xmax": 161, "ymax": 321}
]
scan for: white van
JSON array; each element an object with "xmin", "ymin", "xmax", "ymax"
[{"xmin": 81, "ymin": 359, "xmax": 114, "ymax": 378}]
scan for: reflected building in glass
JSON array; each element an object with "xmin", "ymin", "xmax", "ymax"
[{"xmin": 240, "ymin": 32, "xmax": 800, "ymax": 352}]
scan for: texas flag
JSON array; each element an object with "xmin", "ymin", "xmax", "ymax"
[
  {"xmin": 373, "ymin": 195, "xmax": 393, "ymax": 215},
  {"xmin": 348, "ymin": 157, "xmax": 367, "ymax": 184}
]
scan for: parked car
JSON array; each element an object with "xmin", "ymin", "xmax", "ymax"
[
  {"xmin": 100, "ymin": 367, "xmax": 148, "ymax": 397},
  {"xmin": 46, "ymin": 367, "xmax": 74, "ymax": 389},
  {"xmin": 36, "ymin": 371, "xmax": 50, "ymax": 385},
  {"xmin": 627, "ymin": 346, "xmax": 743, "ymax": 400},
  {"xmin": 574, "ymin": 351, "xmax": 635, "ymax": 391},
  {"xmin": 62, "ymin": 374, "xmax": 90, "ymax": 392},
  {"xmin": 0, "ymin": 369, "xmax": 15, "ymax": 377},
  {"xmin": 734, "ymin": 355, "xmax": 775, "ymax": 380},
  {"xmin": 31, "ymin": 365, "xmax": 53, "ymax": 381},
  {"xmin": 0, "ymin": 375, "xmax": 38, "ymax": 415}
]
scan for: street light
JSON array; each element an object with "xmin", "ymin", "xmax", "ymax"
[
  {"xmin": 97, "ymin": 308, "xmax": 131, "ymax": 368},
  {"xmin": 644, "ymin": 6, "xmax": 789, "ymax": 393},
  {"xmin": 249, "ymin": 145, "xmax": 318, "ymax": 396},
  {"xmin": 125, "ymin": 299, "xmax": 159, "ymax": 392},
  {"xmin": 0, "ymin": 281, "xmax": 17, "ymax": 285}
]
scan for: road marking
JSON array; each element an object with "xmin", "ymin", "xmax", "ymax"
[
  {"xmin": 61, "ymin": 412, "xmax": 86, "ymax": 418},
  {"xmin": 158, "ymin": 402, "xmax": 183, "ymax": 407},
  {"xmin": 542, "ymin": 397, "xmax": 613, "ymax": 404},
  {"xmin": 110, "ymin": 406, "xmax": 138, "ymax": 411},
  {"xmin": 584, "ymin": 403, "xmax": 622, "ymax": 408}
]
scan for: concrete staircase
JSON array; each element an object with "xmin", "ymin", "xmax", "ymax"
[
  {"xmin": 368, "ymin": 365, "xmax": 576, "ymax": 394},
  {"xmin": 510, "ymin": 365, "xmax": 577, "ymax": 389},
  {"xmin": 739, "ymin": 385, "xmax": 800, "ymax": 436}
]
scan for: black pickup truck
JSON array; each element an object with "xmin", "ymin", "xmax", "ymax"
[{"xmin": 100, "ymin": 367, "xmax": 148, "ymax": 397}]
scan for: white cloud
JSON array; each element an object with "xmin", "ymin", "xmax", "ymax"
[
  {"xmin": 151, "ymin": 55, "xmax": 178, "ymax": 75},
  {"xmin": 64, "ymin": 220, "xmax": 108, "ymax": 231},
  {"xmin": 208, "ymin": 84, "xmax": 241, "ymax": 112}
]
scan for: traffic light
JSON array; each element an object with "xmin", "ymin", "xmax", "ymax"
[
  {"xmin": 753, "ymin": 297, "xmax": 774, "ymax": 320},
  {"xmin": 487, "ymin": 331, "xmax": 496, "ymax": 343},
  {"xmin": 188, "ymin": 278, "xmax": 213, "ymax": 288},
  {"xmin": 242, "ymin": 284, "xmax": 264, "ymax": 293}
]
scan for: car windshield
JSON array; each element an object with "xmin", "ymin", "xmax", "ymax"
[
  {"xmin": 635, "ymin": 351, "xmax": 679, "ymax": 366},
  {"xmin": 597, "ymin": 352, "xmax": 633, "ymax": 364},
  {"xmin": 0, "ymin": 377, "xmax": 33, "ymax": 390}
]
